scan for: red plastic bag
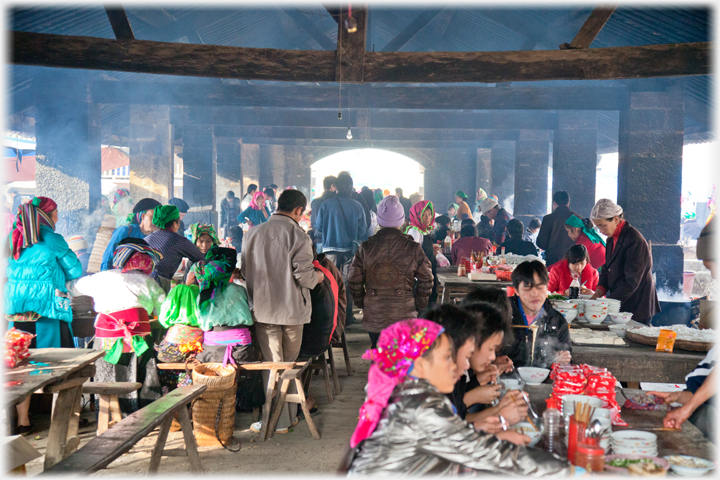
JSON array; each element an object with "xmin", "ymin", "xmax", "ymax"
[{"xmin": 4, "ymin": 328, "xmax": 34, "ymax": 368}]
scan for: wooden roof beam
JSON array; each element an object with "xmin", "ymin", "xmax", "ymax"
[
  {"xmin": 104, "ymin": 5, "xmax": 135, "ymax": 41},
  {"xmin": 13, "ymin": 31, "xmax": 708, "ymax": 83},
  {"xmin": 561, "ymin": 5, "xmax": 617, "ymax": 49}
]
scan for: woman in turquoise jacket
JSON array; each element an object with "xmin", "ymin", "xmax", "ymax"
[
  {"xmin": 5, "ymin": 196, "xmax": 82, "ymax": 434},
  {"xmin": 237, "ymin": 191, "xmax": 270, "ymax": 228}
]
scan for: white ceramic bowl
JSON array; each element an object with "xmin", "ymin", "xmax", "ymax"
[
  {"xmin": 586, "ymin": 313, "xmax": 607, "ymax": 324},
  {"xmin": 512, "ymin": 422, "xmax": 542, "ymax": 446},
  {"xmin": 591, "ymin": 407, "xmax": 612, "ymax": 421},
  {"xmin": 611, "ymin": 430, "xmax": 657, "ymax": 445},
  {"xmin": 608, "ymin": 325, "xmax": 630, "ymax": 337},
  {"xmin": 517, "ymin": 367, "xmax": 550, "ymax": 385},
  {"xmin": 562, "ymin": 394, "xmax": 603, "ymax": 416},
  {"xmin": 585, "ymin": 300, "xmax": 609, "ymax": 309},
  {"xmin": 559, "ymin": 310, "xmax": 578, "ymax": 323},
  {"xmin": 579, "ymin": 294, "xmax": 593, "ymax": 300},
  {"xmin": 664, "ymin": 455, "xmax": 716, "ymax": 476},
  {"xmin": 500, "ymin": 378, "xmax": 525, "ymax": 396},
  {"xmin": 608, "ymin": 314, "xmax": 632, "ymax": 325}
]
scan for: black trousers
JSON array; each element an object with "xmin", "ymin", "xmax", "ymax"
[{"xmin": 325, "ymin": 251, "xmax": 355, "ymax": 325}]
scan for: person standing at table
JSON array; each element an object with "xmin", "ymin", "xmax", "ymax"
[
  {"xmin": 405, "ymin": 200, "xmax": 439, "ymax": 305},
  {"xmin": 589, "ymin": 198, "xmax": 660, "ymax": 325},
  {"xmin": 101, "ymin": 197, "xmax": 161, "ymax": 271},
  {"xmin": 478, "ymin": 197, "xmax": 513, "ymax": 246},
  {"xmin": 145, "ymin": 205, "xmax": 204, "ymax": 293},
  {"xmin": 220, "ymin": 191, "xmax": 241, "ymax": 239},
  {"xmin": 536, "ymin": 191, "xmax": 576, "ymax": 269},
  {"xmin": 564, "ymin": 214, "xmax": 606, "ymax": 270},
  {"xmin": 240, "ymin": 184, "xmax": 258, "ymax": 211},
  {"xmin": 71, "ymin": 238, "xmax": 166, "ymax": 414},
  {"xmin": 237, "ymin": 191, "xmax": 271, "ymax": 228},
  {"xmin": 455, "ymin": 190, "xmax": 473, "ymax": 220},
  {"xmin": 241, "ymin": 189, "xmax": 323, "ymax": 434},
  {"xmin": 347, "ymin": 196, "xmax": 433, "ymax": 349},
  {"xmin": 6, "ymin": 196, "xmax": 83, "ymax": 435}
]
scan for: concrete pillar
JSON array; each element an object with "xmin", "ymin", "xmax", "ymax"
[
  {"xmin": 423, "ymin": 148, "xmax": 476, "ymax": 216},
  {"xmin": 476, "ymin": 148, "xmax": 492, "ymax": 202},
  {"xmin": 259, "ymin": 144, "xmax": 286, "ymax": 190},
  {"xmin": 490, "ymin": 141, "xmax": 515, "ymax": 212},
  {"xmin": 34, "ymin": 72, "xmax": 102, "ymax": 237},
  {"xmin": 514, "ymin": 130, "xmax": 552, "ymax": 227},
  {"xmin": 216, "ymin": 139, "xmax": 242, "ymax": 218},
  {"xmin": 240, "ymin": 144, "xmax": 260, "ymax": 195},
  {"xmin": 182, "ymin": 126, "xmax": 217, "ymax": 228},
  {"xmin": 283, "ymin": 146, "xmax": 312, "ymax": 200},
  {"xmin": 617, "ymin": 84, "xmax": 685, "ymax": 294},
  {"xmin": 129, "ymin": 105, "xmax": 173, "ymax": 204},
  {"xmin": 553, "ymin": 111, "xmax": 598, "ymax": 218}
]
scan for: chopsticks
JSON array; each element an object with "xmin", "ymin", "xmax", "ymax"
[{"xmin": 574, "ymin": 402, "xmax": 595, "ymax": 425}]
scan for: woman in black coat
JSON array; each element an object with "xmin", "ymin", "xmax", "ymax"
[{"xmin": 589, "ymin": 199, "xmax": 660, "ymax": 325}]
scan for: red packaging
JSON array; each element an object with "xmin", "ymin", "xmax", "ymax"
[{"xmin": 4, "ymin": 328, "xmax": 34, "ymax": 368}]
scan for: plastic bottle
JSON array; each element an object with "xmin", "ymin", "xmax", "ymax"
[
  {"xmin": 500, "ymin": 247, "xmax": 507, "ymax": 265},
  {"xmin": 542, "ymin": 397, "xmax": 565, "ymax": 456},
  {"xmin": 569, "ymin": 275, "xmax": 581, "ymax": 299},
  {"xmin": 444, "ymin": 235, "xmax": 452, "ymax": 254}
]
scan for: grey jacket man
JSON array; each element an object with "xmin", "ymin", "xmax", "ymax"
[{"xmin": 241, "ymin": 213, "xmax": 319, "ymax": 325}]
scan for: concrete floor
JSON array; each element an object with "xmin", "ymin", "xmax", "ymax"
[{"xmin": 24, "ymin": 323, "xmax": 371, "ymax": 475}]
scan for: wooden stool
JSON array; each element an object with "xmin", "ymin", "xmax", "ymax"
[
  {"xmin": 268, "ymin": 362, "xmax": 319, "ymax": 440},
  {"xmin": 331, "ymin": 331, "xmax": 353, "ymax": 376},
  {"xmin": 303, "ymin": 353, "xmax": 334, "ymax": 403},
  {"xmin": 325, "ymin": 348, "xmax": 341, "ymax": 394},
  {"xmin": 81, "ymin": 382, "xmax": 141, "ymax": 435}
]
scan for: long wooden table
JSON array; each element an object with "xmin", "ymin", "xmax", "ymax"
[
  {"xmin": 437, "ymin": 269, "xmax": 512, "ymax": 303},
  {"xmin": 571, "ymin": 343, "xmax": 706, "ymax": 384},
  {"xmin": 4, "ymin": 348, "xmax": 104, "ymax": 470},
  {"xmin": 524, "ymin": 384, "xmax": 715, "ymax": 459}
]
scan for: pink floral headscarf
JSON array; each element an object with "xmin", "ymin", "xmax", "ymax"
[
  {"xmin": 250, "ymin": 191, "xmax": 265, "ymax": 211},
  {"xmin": 349, "ymin": 318, "xmax": 444, "ymax": 448}
]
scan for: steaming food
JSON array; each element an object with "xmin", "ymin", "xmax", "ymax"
[
  {"xmin": 666, "ymin": 456, "xmax": 711, "ymax": 468},
  {"xmin": 628, "ymin": 325, "xmax": 718, "ymax": 343}
]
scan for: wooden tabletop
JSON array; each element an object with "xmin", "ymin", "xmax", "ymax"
[
  {"xmin": 436, "ymin": 272, "xmax": 513, "ymax": 287},
  {"xmin": 571, "ymin": 343, "xmax": 706, "ymax": 384},
  {"xmin": 4, "ymin": 348, "xmax": 104, "ymax": 407},
  {"xmin": 524, "ymin": 384, "xmax": 715, "ymax": 459}
]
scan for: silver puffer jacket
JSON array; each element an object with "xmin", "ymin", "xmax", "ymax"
[{"xmin": 348, "ymin": 378, "xmax": 570, "ymax": 476}]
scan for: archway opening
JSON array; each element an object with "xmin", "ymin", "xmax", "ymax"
[{"xmin": 310, "ymin": 149, "xmax": 424, "ymax": 201}]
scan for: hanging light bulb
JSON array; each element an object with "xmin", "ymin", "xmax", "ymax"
[
  {"xmin": 345, "ymin": 4, "xmax": 358, "ymax": 33},
  {"xmin": 346, "ymin": 127, "xmax": 353, "ymax": 140}
]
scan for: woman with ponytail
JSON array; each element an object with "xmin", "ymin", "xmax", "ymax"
[{"xmin": 5, "ymin": 196, "xmax": 83, "ymax": 434}]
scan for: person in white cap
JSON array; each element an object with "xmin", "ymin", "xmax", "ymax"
[
  {"xmin": 479, "ymin": 197, "xmax": 514, "ymax": 247},
  {"xmin": 589, "ymin": 198, "xmax": 659, "ymax": 325}
]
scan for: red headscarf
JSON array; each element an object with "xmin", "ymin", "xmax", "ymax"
[
  {"xmin": 10, "ymin": 196, "xmax": 57, "ymax": 260},
  {"xmin": 121, "ymin": 251, "xmax": 155, "ymax": 275},
  {"xmin": 250, "ymin": 191, "xmax": 265, "ymax": 211},
  {"xmin": 406, "ymin": 200, "xmax": 435, "ymax": 235}
]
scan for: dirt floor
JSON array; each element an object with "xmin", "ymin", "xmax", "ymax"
[{"xmin": 23, "ymin": 322, "xmax": 371, "ymax": 475}]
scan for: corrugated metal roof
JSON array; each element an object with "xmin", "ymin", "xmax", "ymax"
[{"xmin": 12, "ymin": 6, "xmax": 115, "ymax": 38}]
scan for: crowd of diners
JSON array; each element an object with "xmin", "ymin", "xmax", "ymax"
[{"xmin": 3, "ymin": 173, "xmax": 715, "ymax": 474}]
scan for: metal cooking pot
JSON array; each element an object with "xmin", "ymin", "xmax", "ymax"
[{"xmin": 650, "ymin": 299, "xmax": 693, "ymax": 327}]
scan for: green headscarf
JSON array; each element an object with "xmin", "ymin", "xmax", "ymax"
[
  {"xmin": 189, "ymin": 223, "xmax": 220, "ymax": 245},
  {"xmin": 455, "ymin": 190, "xmax": 468, "ymax": 200},
  {"xmin": 566, "ymin": 215, "xmax": 606, "ymax": 246},
  {"xmin": 152, "ymin": 205, "xmax": 180, "ymax": 229}
]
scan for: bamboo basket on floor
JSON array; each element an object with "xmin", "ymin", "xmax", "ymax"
[{"xmin": 191, "ymin": 363, "xmax": 237, "ymax": 448}]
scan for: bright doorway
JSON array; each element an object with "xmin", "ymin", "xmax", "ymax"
[{"xmin": 310, "ymin": 149, "xmax": 424, "ymax": 201}]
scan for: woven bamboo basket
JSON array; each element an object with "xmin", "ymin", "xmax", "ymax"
[
  {"xmin": 192, "ymin": 363, "xmax": 236, "ymax": 390},
  {"xmin": 192, "ymin": 385, "xmax": 237, "ymax": 447}
]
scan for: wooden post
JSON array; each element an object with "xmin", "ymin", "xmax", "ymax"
[{"xmin": 335, "ymin": 4, "xmax": 367, "ymax": 84}]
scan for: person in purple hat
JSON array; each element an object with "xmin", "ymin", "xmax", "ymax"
[{"xmin": 348, "ymin": 195, "xmax": 433, "ymax": 348}]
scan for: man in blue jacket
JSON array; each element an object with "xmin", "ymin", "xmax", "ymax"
[
  {"xmin": 315, "ymin": 173, "xmax": 366, "ymax": 326},
  {"xmin": 100, "ymin": 197, "xmax": 161, "ymax": 271}
]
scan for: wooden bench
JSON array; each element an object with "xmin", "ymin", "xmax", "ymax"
[
  {"xmin": 40, "ymin": 385, "xmax": 207, "ymax": 475},
  {"xmin": 81, "ymin": 381, "xmax": 142, "ymax": 435},
  {"xmin": 303, "ymin": 351, "xmax": 337, "ymax": 402}
]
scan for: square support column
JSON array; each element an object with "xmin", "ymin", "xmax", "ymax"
[
  {"xmin": 34, "ymin": 71, "xmax": 101, "ymax": 237},
  {"xmin": 259, "ymin": 145, "xmax": 286, "ymax": 190},
  {"xmin": 182, "ymin": 126, "xmax": 217, "ymax": 228},
  {"xmin": 129, "ymin": 105, "xmax": 173, "ymax": 204},
  {"xmin": 553, "ymin": 111, "xmax": 598, "ymax": 218},
  {"xmin": 490, "ymin": 141, "xmax": 515, "ymax": 211},
  {"xmin": 240, "ymin": 144, "xmax": 260, "ymax": 195},
  {"xmin": 617, "ymin": 84, "xmax": 685, "ymax": 294},
  {"xmin": 514, "ymin": 131, "xmax": 552, "ymax": 227},
  {"xmin": 476, "ymin": 148, "xmax": 492, "ymax": 201},
  {"xmin": 216, "ymin": 138, "xmax": 242, "ymax": 218}
]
